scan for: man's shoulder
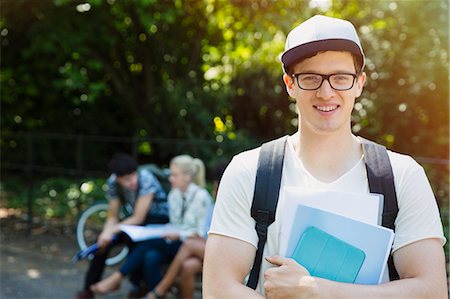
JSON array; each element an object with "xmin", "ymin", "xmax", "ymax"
[
  {"xmin": 234, "ymin": 145, "xmax": 261, "ymax": 161},
  {"xmin": 229, "ymin": 135, "xmax": 292, "ymax": 175},
  {"xmin": 106, "ymin": 174, "xmax": 116, "ymax": 185},
  {"xmin": 229, "ymin": 146, "xmax": 261, "ymax": 173},
  {"xmin": 137, "ymin": 167, "xmax": 159, "ymax": 183},
  {"xmin": 359, "ymin": 137, "xmax": 422, "ymax": 173},
  {"xmin": 104, "ymin": 174, "xmax": 119, "ymax": 199},
  {"xmin": 137, "ymin": 167, "xmax": 152, "ymax": 176},
  {"xmin": 385, "ymin": 149, "xmax": 426, "ymax": 190},
  {"xmin": 386, "ymin": 149, "xmax": 422, "ymax": 172}
]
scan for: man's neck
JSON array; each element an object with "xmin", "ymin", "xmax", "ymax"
[{"xmin": 295, "ymin": 128, "xmax": 362, "ymax": 183}]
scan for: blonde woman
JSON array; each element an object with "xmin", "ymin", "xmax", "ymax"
[
  {"xmin": 147, "ymin": 161, "xmax": 228, "ymax": 299},
  {"xmin": 91, "ymin": 155, "xmax": 212, "ymax": 297}
]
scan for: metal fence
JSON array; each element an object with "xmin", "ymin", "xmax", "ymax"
[
  {"xmin": 1, "ymin": 132, "xmax": 249, "ymax": 177},
  {"xmin": 4, "ymin": 132, "xmax": 448, "ymax": 176},
  {"xmin": 1, "ymin": 132, "xmax": 253, "ymax": 232}
]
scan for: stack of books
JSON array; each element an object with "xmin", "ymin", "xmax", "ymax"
[{"xmin": 279, "ymin": 188, "xmax": 394, "ymax": 285}]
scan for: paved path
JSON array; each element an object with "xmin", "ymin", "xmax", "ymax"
[
  {"xmin": 0, "ymin": 222, "xmax": 132, "ymax": 299},
  {"xmin": 0, "ymin": 218, "xmax": 201, "ymax": 299}
]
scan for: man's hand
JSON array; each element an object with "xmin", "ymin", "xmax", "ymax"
[
  {"xmin": 264, "ymin": 255, "xmax": 317, "ymax": 299},
  {"xmin": 97, "ymin": 229, "xmax": 115, "ymax": 249}
]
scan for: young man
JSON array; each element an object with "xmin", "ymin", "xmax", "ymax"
[
  {"xmin": 203, "ymin": 15, "xmax": 447, "ymax": 299},
  {"xmin": 75, "ymin": 153, "xmax": 168, "ymax": 299}
]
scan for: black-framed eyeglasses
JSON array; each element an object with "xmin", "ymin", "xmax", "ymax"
[{"xmin": 291, "ymin": 73, "xmax": 359, "ymax": 91}]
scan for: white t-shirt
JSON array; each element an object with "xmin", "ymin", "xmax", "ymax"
[{"xmin": 209, "ymin": 134, "xmax": 446, "ymax": 294}]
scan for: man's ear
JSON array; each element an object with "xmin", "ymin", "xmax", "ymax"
[
  {"xmin": 355, "ymin": 72, "xmax": 366, "ymax": 97},
  {"xmin": 283, "ymin": 74, "xmax": 295, "ymax": 97}
]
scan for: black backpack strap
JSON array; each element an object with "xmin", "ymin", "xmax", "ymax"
[
  {"xmin": 361, "ymin": 138, "xmax": 400, "ymax": 281},
  {"xmin": 246, "ymin": 135, "xmax": 288, "ymax": 289}
]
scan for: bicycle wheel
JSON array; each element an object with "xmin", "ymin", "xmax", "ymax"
[{"xmin": 76, "ymin": 202, "xmax": 129, "ymax": 266}]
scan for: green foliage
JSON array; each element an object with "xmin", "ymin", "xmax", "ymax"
[
  {"xmin": 2, "ymin": 0, "xmax": 448, "ymax": 157},
  {"xmin": 0, "ymin": 0, "xmax": 448, "ymax": 220},
  {"xmin": 346, "ymin": 0, "xmax": 449, "ymax": 159},
  {"xmin": 1, "ymin": 176, "xmax": 106, "ymax": 220}
]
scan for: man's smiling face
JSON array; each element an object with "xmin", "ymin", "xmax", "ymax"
[{"xmin": 284, "ymin": 51, "xmax": 366, "ymax": 136}]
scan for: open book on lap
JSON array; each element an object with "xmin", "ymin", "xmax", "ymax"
[{"xmin": 119, "ymin": 224, "xmax": 181, "ymax": 242}]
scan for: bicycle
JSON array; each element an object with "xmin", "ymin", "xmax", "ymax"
[{"xmin": 76, "ymin": 202, "xmax": 129, "ymax": 266}]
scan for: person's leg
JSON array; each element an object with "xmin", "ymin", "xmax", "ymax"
[
  {"xmin": 81, "ymin": 233, "xmax": 129, "ymax": 292},
  {"xmin": 91, "ymin": 239, "xmax": 164, "ymax": 294},
  {"xmin": 152, "ymin": 243, "xmax": 191, "ymax": 295},
  {"xmin": 120, "ymin": 239, "xmax": 164, "ymax": 274},
  {"xmin": 90, "ymin": 271, "xmax": 123, "ymax": 294},
  {"xmin": 128, "ymin": 267, "xmax": 148, "ymax": 298},
  {"xmin": 152, "ymin": 238, "xmax": 205, "ymax": 296},
  {"xmin": 142, "ymin": 249, "xmax": 165, "ymax": 292},
  {"xmin": 83, "ymin": 250, "xmax": 108, "ymax": 290},
  {"xmin": 179, "ymin": 257, "xmax": 203, "ymax": 299},
  {"xmin": 144, "ymin": 239, "xmax": 182, "ymax": 295},
  {"xmin": 182, "ymin": 237, "xmax": 206, "ymax": 258}
]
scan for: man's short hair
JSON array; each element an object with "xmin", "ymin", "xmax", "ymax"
[
  {"xmin": 108, "ymin": 153, "xmax": 138, "ymax": 176},
  {"xmin": 281, "ymin": 15, "xmax": 365, "ymax": 74},
  {"xmin": 285, "ymin": 52, "xmax": 363, "ymax": 76}
]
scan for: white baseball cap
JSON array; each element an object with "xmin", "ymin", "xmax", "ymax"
[{"xmin": 281, "ymin": 15, "xmax": 365, "ymax": 73}]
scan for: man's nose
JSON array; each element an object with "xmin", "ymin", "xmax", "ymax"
[{"xmin": 316, "ymin": 79, "xmax": 335, "ymax": 100}]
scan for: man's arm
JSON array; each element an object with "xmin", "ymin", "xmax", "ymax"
[
  {"xmin": 97, "ymin": 198, "xmax": 120, "ymax": 248},
  {"xmin": 203, "ymin": 234, "xmax": 265, "ymax": 299},
  {"xmin": 97, "ymin": 194, "xmax": 154, "ymax": 248},
  {"xmin": 264, "ymin": 238, "xmax": 447, "ymax": 299},
  {"xmin": 119, "ymin": 193, "xmax": 153, "ymax": 226}
]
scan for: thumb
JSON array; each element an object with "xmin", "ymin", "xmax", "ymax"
[{"xmin": 265, "ymin": 255, "xmax": 291, "ymax": 266}]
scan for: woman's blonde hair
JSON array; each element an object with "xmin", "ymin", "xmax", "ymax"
[{"xmin": 170, "ymin": 154, "xmax": 206, "ymax": 187}]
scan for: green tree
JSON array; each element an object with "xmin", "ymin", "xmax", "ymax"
[{"xmin": 1, "ymin": 0, "xmax": 448, "ymax": 170}]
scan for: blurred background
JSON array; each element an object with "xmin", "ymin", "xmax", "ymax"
[{"xmin": 0, "ymin": 0, "xmax": 448, "ymax": 288}]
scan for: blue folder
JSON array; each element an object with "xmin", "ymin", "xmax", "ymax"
[
  {"xmin": 286, "ymin": 204, "xmax": 394, "ymax": 284},
  {"xmin": 71, "ymin": 243, "xmax": 100, "ymax": 264},
  {"xmin": 71, "ymin": 235, "xmax": 118, "ymax": 264},
  {"xmin": 291, "ymin": 226, "xmax": 366, "ymax": 283}
]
